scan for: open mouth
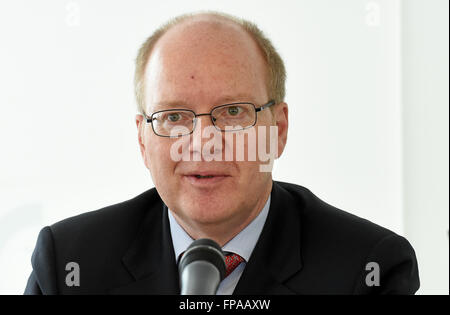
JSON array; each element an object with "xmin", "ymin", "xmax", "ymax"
[
  {"xmin": 188, "ymin": 175, "xmax": 228, "ymax": 179},
  {"xmin": 184, "ymin": 174, "xmax": 230, "ymax": 185}
]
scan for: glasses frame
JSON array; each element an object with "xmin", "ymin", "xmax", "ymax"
[{"xmin": 143, "ymin": 100, "xmax": 276, "ymax": 138}]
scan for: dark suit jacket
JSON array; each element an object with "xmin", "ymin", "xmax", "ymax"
[{"xmin": 24, "ymin": 181, "xmax": 420, "ymax": 295}]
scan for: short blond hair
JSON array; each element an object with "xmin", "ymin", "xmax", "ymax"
[{"xmin": 134, "ymin": 11, "xmax": 286, "ymax": 114}]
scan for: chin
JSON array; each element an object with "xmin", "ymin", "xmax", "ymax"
[{"xmin": 184, "ymin": 203, "xmax": 236, "ymax": 225}]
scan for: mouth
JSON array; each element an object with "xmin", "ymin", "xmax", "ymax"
[
  {"xmin": 183, "ymin": 174, "xmax": 231, "ymax": 186},
  {"xmin": 191, "ymin": 175, "xmax": 221, "ymax": 179}
]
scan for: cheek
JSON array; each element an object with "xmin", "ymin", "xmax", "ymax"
[
  {"xmin": 253, "ymin": 125, "xmax": 275, "ymax": 162},
  {"xmin": 144, "ymin": 136, "xmax": 175, "ymax": 175}
]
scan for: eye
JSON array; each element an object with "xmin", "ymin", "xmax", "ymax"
[
  {"xmin": 227, "ymin": 106, "xmax": 242, "ymax": 116},
  {"xmin": 167, "ymin": 113, "xmax": 181, "ymax": 122}
]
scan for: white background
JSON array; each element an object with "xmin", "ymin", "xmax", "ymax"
[{"xmin": 0, "ymin": 0, "xmax": 448, "ymax": 295}]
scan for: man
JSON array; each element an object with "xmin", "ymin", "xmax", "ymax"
[{"xmin": 24, "ymin": 11, "xmax": 419, "ymax": 295}]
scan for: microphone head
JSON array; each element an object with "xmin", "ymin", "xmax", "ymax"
[{"xmin": 179, "ymin": 238, "xmax": 226, "ymax": 282}]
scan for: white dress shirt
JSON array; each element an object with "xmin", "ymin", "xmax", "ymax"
[{"xmin": 168, "ymin": 195, "xmax": 271, "ymax": 295}]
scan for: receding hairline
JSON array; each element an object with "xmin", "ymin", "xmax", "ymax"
[{"xmin": 149, "ymin": 12, "xmax": 267, "ymax": 67}]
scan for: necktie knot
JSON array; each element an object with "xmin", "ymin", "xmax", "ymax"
[{"xmin": 224, "ymin": 253, "xmax": 245, "ymax": 277}]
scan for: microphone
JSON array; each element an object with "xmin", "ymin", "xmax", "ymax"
[{"xmin": 178, "ymin": 238, "xmax": 226, "ymax": 295}]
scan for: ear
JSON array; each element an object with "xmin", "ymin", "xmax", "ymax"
[
  {"xmin": 135, "ymin": 114, "xmax": 148, "ymax": 166},
  {"xmin": 273, "ymin": 102, "xmax": 288, "ymax": 158}
]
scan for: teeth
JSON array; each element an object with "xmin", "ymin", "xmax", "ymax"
[{"xmin": 195, "ymin": 175, "xmax": 214, "ymax": 179}]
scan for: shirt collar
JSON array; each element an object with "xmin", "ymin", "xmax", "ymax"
[{"xmin": 168, "ymin": 195, "xmax": 271, "ymax": 263}]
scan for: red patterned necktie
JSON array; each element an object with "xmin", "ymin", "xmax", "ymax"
[{"xmin": 224, "ymin": 253, "xmax": 245, "ymax": 277}]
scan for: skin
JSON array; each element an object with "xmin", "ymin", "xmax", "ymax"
[{"xmin": 135, "ymin": 14, "xmax": 289, "ymax": 246}]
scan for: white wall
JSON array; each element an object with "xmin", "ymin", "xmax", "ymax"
[
  {"xmin": 0, "ymin": 0, "xmax": 447, "ymax": 294},
  {"xmin": 402, "ymin": 0, "xmax": 449, "ymax": 295}
]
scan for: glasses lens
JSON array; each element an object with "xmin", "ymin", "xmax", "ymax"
[
  {"xmin": 211, "ymin": 103, "xmax": 256, "ymax": 131},
  {"xmin": 151, "ymin": 110, "xmax": 195, "ymax": 136}
]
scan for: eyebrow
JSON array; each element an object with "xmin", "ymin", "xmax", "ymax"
[
  {"xmin": 152, "ymin": 100, "xmax": 192, "ymax": 110},
  {"xmin": 152, "ymin": 94, "xmax": 257, "ymax": 111}
]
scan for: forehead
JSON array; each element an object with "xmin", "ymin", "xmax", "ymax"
[{"xmin": 144, "ymin": 17, "xmax": 268, "ymax": 110}]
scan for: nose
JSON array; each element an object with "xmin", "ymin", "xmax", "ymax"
[
  {"xmin": 190, "ymin": 114, "xmax": 223, "ymax": 161},
  {"xmin": 194, "ymin": 113, "xmax": 216, "ymax": 126},
  {"xmin": 192, "ymin": 113, "xmax": 218, "ymax": 133}
]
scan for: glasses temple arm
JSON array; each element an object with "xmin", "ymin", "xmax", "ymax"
[
  {"xmin": 141, "ymin": 113, "xmax": 152, "ymax": 123},
  {"xmin": 255, "ymin": 100, "xmax": 276, "ymax": 112}
]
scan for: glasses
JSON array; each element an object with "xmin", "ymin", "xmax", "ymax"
[{"xmin": 143, "ymin": 100, "xmax": 276, "ymax": 137}]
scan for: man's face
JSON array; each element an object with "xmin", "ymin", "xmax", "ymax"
[{"xmin": 136, "ymin": 18, "xmax": 288, "ymax": 232}]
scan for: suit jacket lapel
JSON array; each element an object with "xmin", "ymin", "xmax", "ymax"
[
  {"xmin": 109, "ymin": 201, "xmax": 180, "ymax": 294},
  {"xmin": 233, "ymin": 181, "xmax": 303, "ymax": 295}
]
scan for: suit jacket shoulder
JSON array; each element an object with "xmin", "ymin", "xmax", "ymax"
[
  {"xmin": 25, "ymin": 188, "xmax": 167, "ymax": 294},
  {"xmin": 260, "ymin": 181, "xmax": 420, "ymax": 294},
  {"xmin": 278, "ymin": 180, "xmax": 395, "ymax": 242}
]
